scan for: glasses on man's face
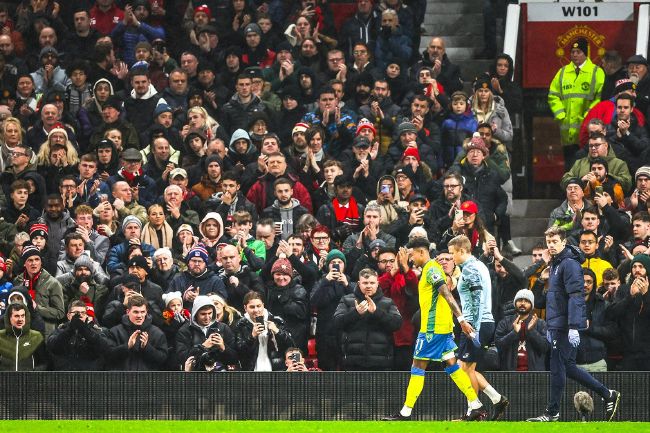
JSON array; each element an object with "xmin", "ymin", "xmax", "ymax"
[
  {"xmin": 443, "ymin": 184, "xmax": 460, "ymax": 189},
  {"xmin": 580, "ymin": 240, "xmax": 596, "ymax": 245},
  {"xmin": 313, "ymin": 236, "xmax": 329, "ymax": 242},
  {"xmin": 589, "ymin": 143, "xmax": 602, "ymax": 149},
  {"xmin": 10, "ymin": 151, "xmax": 26, "ymax": 158},
  {"xmin": 61, "ymin": 184, "xmax": 76, "ymax": 190},
  {"xmin": 379, "ymin": 259, "xmax": 395, "ymax": 265}
]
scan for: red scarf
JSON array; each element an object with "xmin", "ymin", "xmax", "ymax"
[
  {"xmin": 119, "ymin": 167, "xmax": 143, "ymax": 186},
  {"xmin": 23, "ymin": 269, "xmax": 41, "ymax": 301},
  {"xmin": 332, "ymin": 197, "xmax": 360, "ymax": 229}
]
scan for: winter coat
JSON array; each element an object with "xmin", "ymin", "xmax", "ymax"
[
  {"xmin": 413, "ymin": 52, "xmax": 463, "ymax": 95},
  {"xmin": 0, "ymin": 306, "xmax": 44, "ymax": 371},
  {"xmin": 577, "ymin": 291, "xmax": 617, "ymax": 365},
  {"xmin": 548, "ymin": 58, "xmax": 604, "ymax": 146},
  {"xmin": 471, "ymin": 94, "xmax": 513, "ymax": 149},
  {"xmin": 374, "ymin": 26, "xmax": 412, "ymax": 70},
  {"xmin": 46, "ymin": 319, "xmax": 108, "ymax": 370},
  {"xmin": 450, "ymin": 160, "xmax": 507, "ymax": 224},
  {"xmin": 333, "ymin": 287, "xmax": 402, "ymax": 370},
  {"xmin": 495, "ymin": 311, "xmax": 549, "ymax": 371},
  {"xmin": 175, "ymin": 297, "xmax": 238, "ymax": 368},
  {"xmin": 265, "ymin": 280, "xmax": 310, "ymax": 351},
  {"xmin": 217, "ymin": 265, "xmax": 266, "ymax": 313},
  {"xmin": 101, "ymin": 279, "xmax": 164, "ymax": 329},
  {"xmin": 536, "ymin": 245, "xmax": 588, "ymax": 331},
  {"xmin": 580, "ymin": 97, "xmax": 646, "ymax": 147},
  {"xmin": 13, "ymin": 269, "xmax": 65, "ymax": 337},
  {"xmin": 106, "ymin": 240, "xmax": 155, "ymax": 274},
  {"xmin": 378, "ymin": 270, "xmax": 418, "ymax": 347},
  {"xmin": 310, "ymin": 277, "xmax": 355, "ymax": 339},
  {"xmin": 261, "ymin": 198, "xmax": 310, "ymax": 240},
  {"xmin": 221, "ymin": 94, "xmax": 267, "ymax": 135},
  {"xmin": 233, "ymin": 311, "xmax": 294, "ymax": 371},
  {"xmin": 606, "ymin": 284, "xmax": 650, "ymax": 360},
  {"xmin": 168, "ymin": 270, "xmax": 228, "ymax": 308},
  {"xmin": 105, "ymin": 314, "xmax": 168, "ymax": 370},
  {"xmin": 441, "ymin": 111, "xmax": 478, "ymax": 168},
  {"xmin": 560, "ymin": 147, "xmax": 632, "ymax": 193},
  {"xmin": 123, "ymin": 85, "xmax": 161, "ymax": 134},
  {"xmin": 247, "ymin": 172, "xmax": 313, "ymax": 214}
]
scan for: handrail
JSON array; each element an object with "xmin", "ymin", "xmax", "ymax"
[
  {"xmin": 637, "ymin": 3, "xmax": 649, "ymax": 57},
  {"xmin": 504, "ymin": 4, "xmax": 522, "ymax": 74}
]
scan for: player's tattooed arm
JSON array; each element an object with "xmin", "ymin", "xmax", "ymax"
[{"xmin": 439, "ymin": 283, "xmax": 463, "ymax": 318}]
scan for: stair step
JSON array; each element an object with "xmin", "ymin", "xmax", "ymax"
[
  {"xmin": 423, "ymin": 13, "xmax": 484, "ymax": 28},
  {"xmin": 444, "ymin": 47, "xmax": 480, "ymax": 60},
  {"xmin": 424, "ymin": 3, "xmax": 477, "ymax": 14},
  {"xmin": 511, "ymin": 199, "xmax": 561, "ymax": 218},
  {"xmin": 513, "ymin": 254, "xmax": 533, "ymax": 270},
  {"xmin": 455, "ymin": 59, "xmax": 492, "ymax": 81},
  {"xmin": 511, "ymin": 217, "xmax": 549, "ymax": 238},
  {"xmin": 512, "ymin": 236, "xmax": 546, "ymax": 255}
]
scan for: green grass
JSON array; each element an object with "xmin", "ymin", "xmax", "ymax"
[{"xmin": 1, "ymin": 421, "xmax": 650, "ymax": 433}]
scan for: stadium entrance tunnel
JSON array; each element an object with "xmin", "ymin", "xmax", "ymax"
[{"xmin": 0, "ymin": 372, "xmax": 645, "ymax": 421}]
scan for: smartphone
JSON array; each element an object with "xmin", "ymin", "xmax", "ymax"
[
  {"xmin": 332, "ymin": 263, "xmax": 340, "ymax": 272},
  {"xmin": 289, "ymin": 353, "xmax": 300, "ymax": 363},
  {"xmin": 595, "ymin": 186, "xmax": 604, "ymax": 195},
  {"xmin": 255, "ymin": 316, "xmax": 265, "ymax": 326},
  {"xmin": 455, "ymin": 209, "xmax": 463, "ymax": 220},
  {"xmin": 381, "ymin": 184, "xmax": 390, "ymax": 194}
]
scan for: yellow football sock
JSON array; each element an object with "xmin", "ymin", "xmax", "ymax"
[
  {"xmin": 446, "ymin": 364, "xmax": 478, "ymax": 401},
  {"xmin": 404, "ymin": 367, "xmax": 426, "ymax": 408}
]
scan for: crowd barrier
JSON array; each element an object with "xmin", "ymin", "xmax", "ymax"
[{"xmin": 0, "ymin": 372, "xmax": 646, "ymax": 420}]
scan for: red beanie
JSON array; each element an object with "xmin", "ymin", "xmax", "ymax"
[
  {"xmin": 402, "ymin": 147, "xmax": 421, "ymax": 162},
  {"xmin": 194, "ymin": 4, "xmax": 212, "ymax": 20}
]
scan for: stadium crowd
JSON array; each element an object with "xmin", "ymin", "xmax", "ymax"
[{"xmin": 0, "ymin": 0, "xmax": 647, "ymax": 375}]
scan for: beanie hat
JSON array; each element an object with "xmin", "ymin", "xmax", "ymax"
[
  {"xmin": 397, "ymin": 121, "xmax": 417, "ymax": 136},
  {"xmin": 127, "ymin": 255, "xmax": 150, "ymax": 273},
  {"xmin": 153, "ymin": 247, "xmax": 173, "ymax": 261},
  {"xmin": 153, "ymin": 103, "xmax": 173, "ymax": 118},
  {"xmin": 48, "ymin": 123, "xmax": 68, "ymax": 141},
  {"xmin": 194, "ymin": 4, "xmax": 212, "ymax": 20},
  {"xmin": 176, "ymin": 224, "xmax": 194, "ymax": 236},
  {"xmin": 513, "ymin": 289, "xmax": 535, "ymax": 309},
  {"xmin": 571, "ymin": 37, "xmax": 589, "ymax": 56},
  {"xmin": 30, "ymin": 223, "xmax": 49, "ymax": 240},
  {"xmin": 271, "ymin": 258, "xmax": 293, "ymax": 276},
  {"xmin": 402, "ymin": 146, "xmax": 421, "ymax": 162},
  {"xmin": 162, "ymin": 291, "xmax": 183, "ymax": 307},
  {"xmin": 465, "ymin": 136, "xmax": 489, "ymax": 156},
  {"xmin": 356, "ymin": 118, "xmax": 377, "ymax": 136},
  {"xmin": 615, "ymin": 78, "xmax": 636, "ymax": 94},
  {"xmin": 292, "ymin": 122, "xmax": 309, "ymax": 135},
  {"xmin": 204, "ymin": 153, "xmax": 223, "ymax": 171},
  {"xmin": 74, "ymin": 255, "xmax": 94, "ymax": 271},
  {"xmin": 122, "ymin": 215, "xmax": 142, "ymax": 231},
  {"xmin": 186, "ymin": 245, "xmax": 209, "ymax": 264},
  {"xmin": 636, "ymin": 166, "xmax": 650, "ymax": 182},
  {"xmin": 21, "ymin": 243, "xmax": 41, "ymax": 261},
  {"xmin": 245, "ymin": 23, "xmax": 262, "ymax": 36},
  {"xmin": 325, "ymin": 249, "xmax": 346, "ymax": 268},
  {"xmin": 631, "ymin": 254, "xmax": 650, "ymax": 275},
  {"xmin": 104, "ymin": 95, "xmax": 123, "ymax": 111},
  {"xmin": 368, "ymin": 239, "xmax": 387, "ymax": 250},
  {"xmin": 473, "ymin": 74, "xmax": 493, "ymax": 93}
]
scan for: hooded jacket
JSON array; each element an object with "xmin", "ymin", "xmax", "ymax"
[
  {"xmin": 560, "ymin": 146, "xmax": 632, "ymax": 192},
  {"xmin": 489, "ymin": 54, "xmax": 523, "ymax": 114},
  {"xmin": 124, "ymin": 83, "xmax": 161, "ymax": 134},
  {"xmin": 105, "ymin": 313, "xmax": 168, "ymax": 371},
  {"xmin": 13, "ymin": 269, "xmax": 65, "ymax": 337},
  {"xmin": 225, "ymin": 129, "xmax": 259, "ymax": 168},
  {"xmin": 0, "ymin": 305, "xmax": 44, "ymax": 371},
  {"xmin": 175, "ymin": 296, "xmax": 238, "ymax": 368},
  {"xmin": 265, "ymin": 279, "xmax": 310, "ymax": 351},
  {"xmin": 537, "ymin": 245, "xmax": 588, "ymax": 331},
  {"xmin": 169, "ymin": 269, "xmax": 228, "ymax": 309},
  {"xmin": 333, "ymin": 286, "xmax": 402, "ymax": 370},
  {"xmin": 261, "ymin": 198, "xmax": 309, "ymax": 240}
]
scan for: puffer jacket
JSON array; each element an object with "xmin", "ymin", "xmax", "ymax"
[
  {"xmin": 13, "ymin": 269, "xmax": 65, "ymax": 337},
  {"xmin": 606, "ymin": 283, "xmax": 650, "ymax": 361},
  {"xmin": 0, "ymin": 306, "xmax": 44, "ymax": 371},
  {"xmin": 577, "ymin": 291, "xmax": 617, "ymax": 365},
  {"xmin": 168, "ymin": 270, "xmax": 228, "ymax": 309},
  {"xmin": 536, "ymin": 245, "xmax": 587, "ymax": 331},
  {"xmin": 471, "ymin": 94, "xmax": 513, "ymax": 149},
  {"xmin": 233, "ymin": 311, "xmax": 294, "ymax": 371},
  {"xmin": 333, "ymin": 287, "xmax": 402, "ymax": 370},
  {"xmin": 310, "ymin": 277, "xmax": 355, "ymax": 339},
  {"xmin": 105, "ymin": 314, "xmax": 168, "ymax": 371},
  {"xmin": 46, "ymin": 318, "xmax": 108, "ymax": 371},
  {"xmin": 265, "ymin": 280, "xmax": 310, "ymax": 351},
  {"xmin": 494, "ymin": 307, "xmax": 549, "ymax": 371}
]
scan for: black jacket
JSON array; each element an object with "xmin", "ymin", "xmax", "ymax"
[
  {"xmin": 311, "ymin": 277, "xmax": 355, "ymax": 339},
  {"xmin": 265, "ymin": 280, "xmax": 310, "ymax": 351},
  {"xmin": 577, "ymin": 291, "xmax": 618, "ymax": 364},
  {"xmin": 217, "ymin": 265, "xmax": 266, "ymax": 313},
  {"xmin": 46, "ymin": 319, "xmax": 108, "ymax": 371},
  {"xmin": 495, "ymin": 310, "xmax": 549, "ymax": 371},
  {"xmin": 233, "ymin": 312, "xmax": 294, "ymax": 371},
  {"xmin": 606, "ymin": 284, "xmax": 650, "ymax": 360},
  {"xmin": 175, "ymin": 320, "xmax": 238, "ymax": 368},
  {"xmin": 105, "ymin": 315, "xmax": 168, "ymax": 371},
  {"xmin": 333, "ymin": 287, "xmax": 402, "ymax": 370}
]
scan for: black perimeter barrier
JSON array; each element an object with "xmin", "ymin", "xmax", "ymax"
[{"xmin": 0, "ymin": 372, "xmax": 646, "ymax": 421}]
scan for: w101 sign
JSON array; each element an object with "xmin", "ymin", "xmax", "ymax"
[{"xmin": 523, "ymin": 2, "xmax": 637, "ymax": 88}]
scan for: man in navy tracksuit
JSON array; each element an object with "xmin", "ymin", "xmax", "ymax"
[{"xmin": 527, "ymin": 226, "xmax": 620, "ymax": 422}]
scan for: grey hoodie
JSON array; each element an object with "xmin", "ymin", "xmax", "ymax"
[
  {"xmin": 191, "ymin": 295, "xmax": 217, "ymax": 336},
  {"xmin": 272, "ymin": 198, "xmax": 302, "ymax": 239},
  {"xmin": 228, "ymin": 129, "xmax": 255, "ymax": 155}
]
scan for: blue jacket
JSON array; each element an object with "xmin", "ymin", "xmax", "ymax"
[
  {"xmin": 106, "ymin": 241, "xmax": 155, "ymax": 274},
  {"xmin": 541, "ymin": 245, "xmax": 587, "ymax": 331},
  {"xmin": 441, "ymin": 112, "xmax": 478, "ymax": 149}
]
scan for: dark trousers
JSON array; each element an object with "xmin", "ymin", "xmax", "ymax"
[
  {"xmin": 547, "ymin": 329, "xmax": 610, "ymax": 414},
  {"xmin": 316, "ymin": 335, "xmax": 340, "ymax": 371}
]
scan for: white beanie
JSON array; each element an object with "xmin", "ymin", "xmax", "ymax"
[{"xmin": 513, "ymin": 289, "xmax": 535, "ymax": 308}]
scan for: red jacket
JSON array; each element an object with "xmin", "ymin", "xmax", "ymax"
[
  {"xmin": 579, "ymin": 99, "xmax": 646, "ymax": 147},
  {"xmin": 378, "ymin": 270, "xmax": 418, "ymax": 346},
  {"xmin": 247, "ymin": 173, "xmax": 313, "ymax": 214},
  {"xmin": 90, "ymin": 4, "xmax": 125, "ymax": 36}
]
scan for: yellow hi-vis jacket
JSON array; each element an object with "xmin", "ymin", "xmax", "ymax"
[{"xmin": 548, "ymin": 58, "xmax": 604, "ymax": 146}]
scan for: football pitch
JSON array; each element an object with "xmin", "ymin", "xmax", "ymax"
[{"xmin": 1, "ymin": 421, "xmax": 650, "ymax": 433}]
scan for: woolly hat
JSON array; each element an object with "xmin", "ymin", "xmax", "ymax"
[
  {"xmin": 513, "ymin": 289, "xmax": 535, "ymax": 308},
  {"xmin": 397, "ymin": 121, "xmax": 417, "ymax": 136},
  {"xmin": 325, "ymin": 249, "xmax": 346, "ymax": 267},
  {"xmin": 176, "ymin": 224, "xmax": 194, "ymax": 236},
  {"xmin": 356, "ymin": 118, "xmax": 376, "ymax": 136},
  {"xmin": 204, "ymin": 154, "xmax": 223, "ymax": 171},
  {"xmin": 368, "ymin": 239, "xmax": 387, "ymax": 250},
  {"xmin": 292, "ymin": 122, "xmax": 309, "ymax": 135},
  {"xmin": 30, "ymin": 223, "xmax": 49, "ymax": 240},
  {"xmin": 122, "ymin": 215, "xmax": 142, "ymax": 231},
  {"xmin": 194, "ymin": 4, "xmax": 212, "ymax": 20},
  {"xmin": 21, "ymin": 243, "xmax": 41, "ymax": 261},
  {"xmin": 615, "ymin": 78, "xmax": 636, "ymax": 93},
  {"xmin": 48, "ymin": 123, "xmax": 68, "ymax": 141},
  {"xmin": 631, "ymin": 254, "xmax": 650, "ymax": 275},
  {"xmin": 271, "ymin": 258, "xmax": 293, "ymax": 276},
  {"xmin": 244, "ymin": 23, "xmax": 262, "ymax": 36},
  {"xmin": 185, "ymin": 127, "xmax": 207, "ymax": 144},
  {"xmin": 74, "ymin": 255, "xmax": 94, "ymax": 271},
  {"xmin": 465, "ymin": 136, "xmax": 488, "ymax": 156},
  {"xmin": 571, "ymin": 37, "xmax": 589, "ymax": 56},
  {"xmin": 187, "ymin": 245, "xmax": 209, "ymax": 264},
  {"xmin": 636, "ymin": 166, "xmax": 650, "ymax": 182},
  {"xmin": 104, "ymin": 95, "xmax": 123, "ymax": 111},
  {"xmin": 473, "ymin": 73, "xmax": 493, "ymax": 92},
  {"xmin": 162, "ymin": 291, "xmax": 183, "ymax": 307},
  {"xmin": 353, "ymin": 135, "xmax": 371, "ymax": 148},
  {"xmin": 127, "ymin": 255, "xmax": 150, "ymax": 273},
  {"xmin": 402, "ymin": 146, "xmax": 421, "ymax": 162},
  {"xmin": 153, "ymin": 103, "xmax": 173, "ymax": 118}
]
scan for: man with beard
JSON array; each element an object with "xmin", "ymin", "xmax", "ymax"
[
  {"xmin": 528, "ymin": 226, "xmax": 620, "ymax": 422},
  {"xmin": 606, "ymin": 253, "xmax": 650, "ymax": 371},
  {"xmin": 123, "ymin": 68, "xmax": 161, "ymax": 135},
  {"xmin": 578, "ymin": 230, "xmax": 613, "ymax": 288},
  {"xmin": 604, "ymin": 93, "xmax": 649, "ymax": 175},
  {"xmin": 42, "ymin": 194, "xmax": 77, "ymax": 275},
  {"xmin": 340, "ymin": 134, "xmax": 385, "ymax": 200},
  {"xmin": 105, "ymin": 294, "xmax": 168, "ymax": 370},
  {"xmin": 582, "ymin": 158, "xmax": 626, "ymax": 210},
  {"xmin": 262, "ymin": 178, "xmax": 310, "ymax": 241},
  {"xmin": 316, "ymin": 175, "xmax": 365, "ymax": 245},
  {"xmin": 31, "ymin": 47, "xmax": 70, "ymax": 94},
  {"xmin": 56, "ymin": 233, "xmax": 109, "ymax": 285},
  {"xmin": 487, "ymin": 241, "xmax": 526, "ymax": 324},
  {"xmin": 59, "ymin": 256, "xmax": 109, "ymax": 322},
  {"xmin": 626, "ymin": 54, "xmax": 650, "ymax": 113},
  {"xmin": 169, "ymin": 245, "xmax": 227, "ymax": 309},
  {"xmin": 90, "ymin": 95, "xmax": 140, "ymax": 151},
  {"xmin": 428, "ymin": 172, "xmax": 466, "ymax": 245},
  {"xmin": 495, "ymin": 289, "xmax": 549, "ymax": 371}
]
